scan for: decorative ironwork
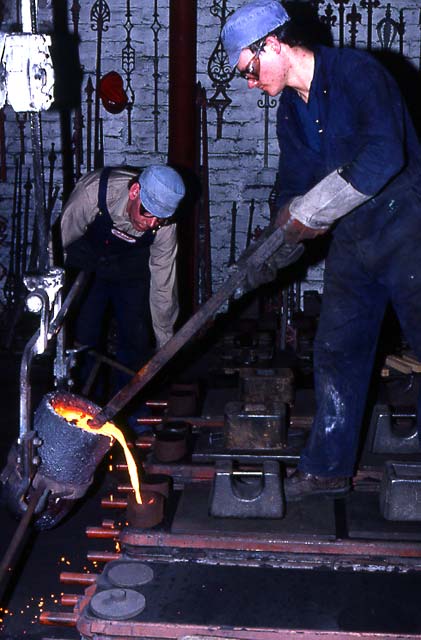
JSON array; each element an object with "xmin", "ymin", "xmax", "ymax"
[
  {"xmin": 419, "ymin": 9, "xmax": 421, "ymax": 73},
  {"xmin": 346, "ymin": 4, "xmax": 362, "ymax": 48},
  {"xmin": 122, "ymin": 0, "xmax": 135, "ymax": 145},
  {"xmin": 208, "ymin": 0, "xmax": 235, "ymax": 139},
  {"xmin": 151, "ymin": 0, "xmax": 162, "ymax": 153},
  {"xmin": 320, "ymin": 4, "xmax": 337, "ymax": 33},
  {"xmin": 257, "ymin": 93, "xmax": 277, "ymax": 168},
  {"xmin": 333, "ymin": 0, "xmax": 351, "ymax": 47},
  {"xmin": 85, "ymin": 76, "xmax": 94, "ymax": 172},
  {"xmin": 376, "ymin": 3, "xmax": 403, "ymax": 51},
  {"xmin": 90, "ymin": 0, "xmax": 111, "ymax": 169},
  {"xmin": 71, "ymin": 0, "xmax": 83, "ymax": 179},
  {"xmin": 360, "ymin": 0, "xmax": 380, "ymax": 51}
]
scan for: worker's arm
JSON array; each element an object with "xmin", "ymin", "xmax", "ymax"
[
  {"xmin": 149, "ymin": 224, "xmax": 179, "ymax": 349},
  {"xmin": 275, "ymin": 54, "xmax": 409, "ymax": 243},
  {"xmin": 60, "ymin": 171, "xmax": 102, "ymax": 247}
]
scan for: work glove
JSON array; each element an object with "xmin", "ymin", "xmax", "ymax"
[
  {"xmin": 275, "ymin": 204, "xmax": 328, "ymax": 244},
  {"xmin": 245, "ymin": 240, "xmax": 304, "ymax": 291}
]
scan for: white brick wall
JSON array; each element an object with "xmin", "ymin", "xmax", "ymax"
[{"xmin": 1, "ymin": 0, "xmax": 420, "ymax": 303}]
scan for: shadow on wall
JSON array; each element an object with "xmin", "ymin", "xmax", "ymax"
[{"xmin": 374, "ymin": 50, "xmax": 421, "ymax": 138}]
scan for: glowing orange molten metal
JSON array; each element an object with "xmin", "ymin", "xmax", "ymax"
[{"xmin": 54, "ymin": 404, "xmax": 142, "ymax": 505}]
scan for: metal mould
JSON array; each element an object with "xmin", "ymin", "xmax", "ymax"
[
  {"xmin": 209, "ymin": 459, "xmax": 285, "ymax": 519},
  {"xmin": 126, "ymin": 490, "xmax": 164, "ymax": 529},
  {"xmin": 105, "ymin": 561, "xmax": 154, "ymax": 588},
  {"xmin": 224, "ymin": 401, "xmax": 288, "ymax": 450},
  {"xmin": 240, "ymin": 367, "xmax": 295, "ymax": 406},
  {"xmin": 89, "ymin": 587, "xmax": 145, "ymax": 620},
  {"xmin": 154, "ymin": 422, "xmax": 189, "ymax": 463}
]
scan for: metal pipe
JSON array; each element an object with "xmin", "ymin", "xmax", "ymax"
[
  {"xmin": 59, "ymin": 571, "xmax": 97, "ymax": 585},
  {"xmin": 100, "ymin": 497, "xmax": 128, "ymax": 509},
  {"xmin": 168, "ymin": 0, "xmax": 198, "ymax": 319},
  {"xmin": 0, "ymin": 484, "xmax": 46, "ymax": 601},
  {"xmin": 85, "ymin": 526, "xmax": 119, "ymax": 539},
  {"xmin": 19, "ymin": 271, "xmax": 87, "ymax": 439},
  {"xmin": 38, "ymin": 611, "xmax": 77, "ymax": 626}
]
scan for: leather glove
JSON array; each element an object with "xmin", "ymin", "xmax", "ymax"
[
  {"xmin": 275, "ymin": 204, "xmax": 328, "ymax": 244},
  {"xmin": 245, "ymin": 240, "xmax": 304, "ymax": 291}
]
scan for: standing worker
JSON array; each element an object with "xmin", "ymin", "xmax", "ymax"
[
  {"xmin": 221, "ymin": 0, "xmax": 421, "ymax": 499},
  {"xmin": 61, "ymin": 165, "xmax": 185, "ymax": 427}
]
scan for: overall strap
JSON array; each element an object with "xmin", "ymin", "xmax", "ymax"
[{"xmin": 97, "ymin": 166, "xmax": 113, "ymax": 216}]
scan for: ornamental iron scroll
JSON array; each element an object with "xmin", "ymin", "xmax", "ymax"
[
  {"xmin": 257, "ymin": 92, "xmax": 277, "ymax": 168},
  {"xmin": 207, "ymin": 0, "xmax": 235, "ymax": 139},
  {"xmin": 90, "ymin": 0, "xmax": 111, "ymax": 169},
  {"xmin": 151, "ymin": 0, "xmax": 162, "ymax": 152},
  {"xmin": 360, "ymin": 0, "xmax": 381, "ymax": 51},
  {"xmin": 320, "ymin": 4, "xmax": 337, "ymax": 34},
  {"xmin": 333, "ymin": 0, "xmax": 351, "ymax": 48},
  {"xmin": 122, "ymin": 0, "xmax": 135, "ymax": 145},
  {"xmin": 376, "ymin": 4, "xmax": 404, "ymax": 53},
  {"xmin": 346, "ymin": 4, "xmax": 362, "ymax": 49}
]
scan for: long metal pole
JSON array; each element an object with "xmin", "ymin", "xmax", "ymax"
[
  {"xmin": 92, "ymin": 227, "xmax": 288, "ymax": 426},
  {"xmin": 0, "ymin": 484, "xmax": 46, "ymax": 602}
]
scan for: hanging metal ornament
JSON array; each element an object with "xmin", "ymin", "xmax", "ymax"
[
  {"xmin": 71, "ymin": 0, "xmax": 83, "ymax": 179},
  {"xmin": 257, "ymin": 93, "xmax": 277, "ymax": 169},
  {"xmin": 207, "ymin": 0, "xmax": 235, "ymax": 140},
  {"xmin": 122, "ymin": 0, "xmax": 135, "ymax": 145},
  {"xmin": 320, "ymin": 4, "xmax": 337, "ymax": 34},
  {"xmin": 90, "ymin": 0, "xmax": 110, "ymax": 169},
  {"xmin": 376, "ymin": 3, "xmax": 404, "ymax": 52},
  {"xmin": 151, "ymin": 0, "xmax": 162, "ymax": 153},
  {"xmin": 85, "ymin": 76, "xmax": 94, "ymax": 172},
  {"xmin": 360, "ymin": 0, "xmax": 381, "ymax": 51},
  {"xmin": 419, "ymin": 9, "xmax": 421, "ymax": 73},
  {"xmin": 333, "ymin": 0, "xmax": 350, "ymax": 48},
  {"xmin": 346, "ymin": 4, "xmax": 362, "ymax": 49}
]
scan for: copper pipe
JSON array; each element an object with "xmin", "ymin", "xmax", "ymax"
[
  {"xmin": 145, "ymin": 400, "xmax": 168, "ymax": 408},
  {"xmin": 117, "ymin": 484, "xmax": 133, "ymax": 492},
  {"xmin": 59, "ymin": 571, "xmax": 97, "ymax": 585},
  {"xmin": 101, "ymin": 497, "xmax": 128, "ymax": 509},
  {"xmin": 61, "ymin": 594, "xmax": 79, "ymax": 606},
  {"xmin": 85, "ymin": 526, "xmax": 119, "ymax": 539},
  {"xmin": 39, "ymin": 610, "xmax": 77, "ymax": 626},
  {"xmin": 86, "ymin": 550, "xmax": 121, "ymax": 563},
  {"xmin": 101, "ymin": 519, "xmax": 116, "ymax": 529}
]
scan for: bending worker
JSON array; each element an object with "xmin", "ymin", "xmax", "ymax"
[
  {"xmin": 61, "ymin": 165, "xmax": 185, "ymax": 425},
  {"xmin": 221, "ymin": 0, "xmax": 421, "ymax": 500}
]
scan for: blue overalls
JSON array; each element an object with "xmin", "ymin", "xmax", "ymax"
[
  {"xmin": 275, "ymin": 45, "xmax": 421, "ymax": 477},
  {"xmin": 67, "ymin": 168, "xmax": 155, "ymax": 401}
]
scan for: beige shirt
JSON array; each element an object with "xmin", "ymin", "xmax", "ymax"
[{"xmin": 61, "ymin": 168, "xmax": 179, "ymax": 348}]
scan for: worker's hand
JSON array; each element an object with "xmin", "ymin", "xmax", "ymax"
[
  {"xmin": 275, "ymin": 205, "xmax": 327, "ymax": 244},
  {"xmin": 236, "ymin": 237, "xmax": 305, "ymax": 296}
]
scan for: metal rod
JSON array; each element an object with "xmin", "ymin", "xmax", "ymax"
[
  {"xmin": 92, "ymin": 226, "xmax": 286, "ymax": 427},
  {"xmin": 0, "ymin": 485, "xmax": 45, "ymax": 601},
  {"xmin": 38, "ymin": 611, "xmax": 77, "ymax": 626},
  {"xmin": 86, "ymin": 551, "xmax": 120, "ymax": 563},
  {"xmin": 59, "ymin": 571, "xmax": 97, "ymax": 585},
  {"xmin": 85, "ymin": 526, "xmax": 119, "ymax": 538}
]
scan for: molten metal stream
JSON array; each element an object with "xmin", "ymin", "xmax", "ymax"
[{"xmin": 54, "ymin": 405, "xmax": 142, "ymax": 504}]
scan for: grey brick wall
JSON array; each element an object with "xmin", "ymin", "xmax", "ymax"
[{"xmin": 1, "ymin": 0, "xmax": 420, "ymax": 305}]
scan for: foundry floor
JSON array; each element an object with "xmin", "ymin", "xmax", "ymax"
[{"xmin": 1, "ymin": 347, "xmax": 421, "ymax": 639}]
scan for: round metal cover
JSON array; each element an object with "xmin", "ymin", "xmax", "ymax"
[
  {"xmin": 107, "ymin": 561, "xmax": 154, "ymax": 587},
  {"xmin": 90, "ymin": 588, "xmax": 145, "ymax": 620}
]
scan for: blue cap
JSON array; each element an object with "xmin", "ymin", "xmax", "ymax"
[
  {"xmin": 139, "ymin": 165, "xmax": 185, "ymax": 218},
  {"xmin": 221, "ymin": 0, "xmax": 290, "ymax": 68}
]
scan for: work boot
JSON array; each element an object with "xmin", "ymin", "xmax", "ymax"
[{"xmin": 284, "ymin": 470, "xmax": 350, "ymax": 501}]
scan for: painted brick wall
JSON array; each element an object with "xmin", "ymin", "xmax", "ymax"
[{"xmin": 0, "ymin": 0, "xmax": 420, "ymax": 306}]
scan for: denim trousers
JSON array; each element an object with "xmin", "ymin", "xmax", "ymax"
[{"xmin": 298, "ymin": 189, "xmax": 421, "ymax": 477}]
